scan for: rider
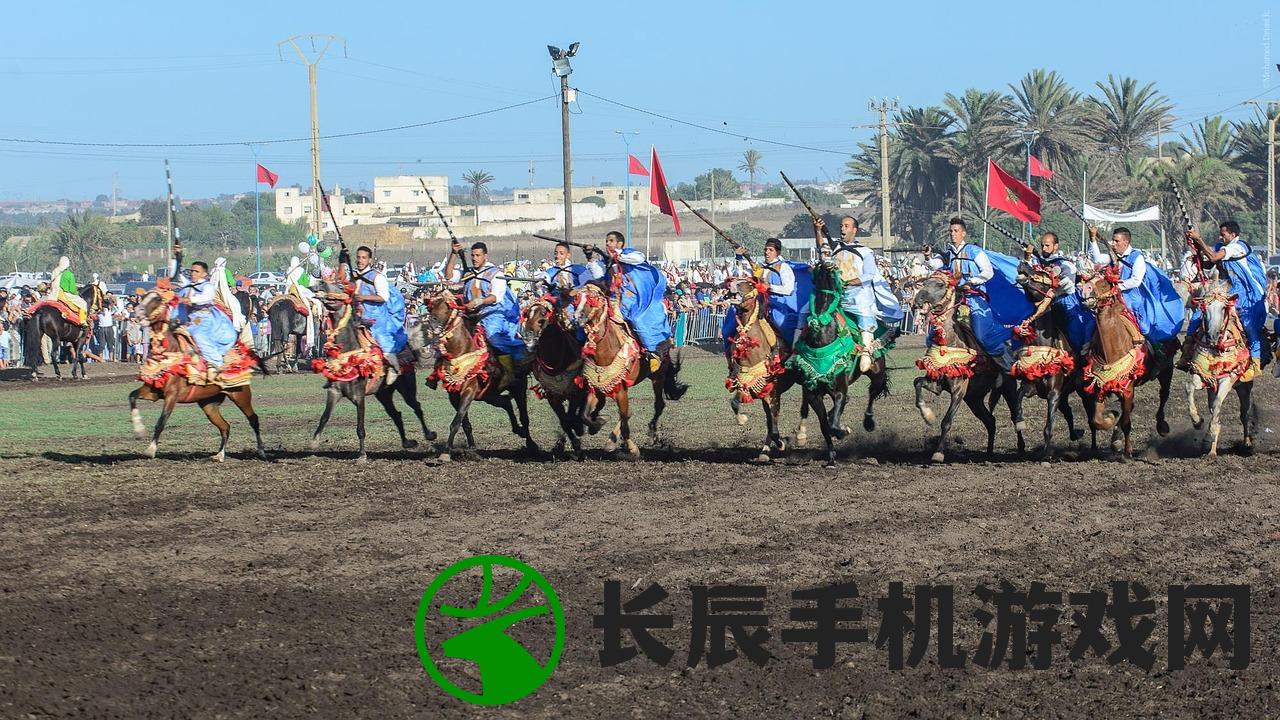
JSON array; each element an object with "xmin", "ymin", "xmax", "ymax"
[
  {"xmin": 352, "ymin": 245, "xmax": 409, "ymax": 384},
  {"xmin": 730, "ymin": 237, "xmax": 803, "ymax": 350},
  {"xmin": 1180, "ymin": 221, "xmax": 1268, "ymax": 372},
  {"xmin": 545, "ymin": 241, "xmax": 587, "ymax": 295},
  {"xmin": 447, "ymin": 239, "xmax": 527, "ymax": 369},
  {"xmin": 925, "ymin": 217, "xmax": 1029, "ymax": 370},
  {"xmin": 176, "ymin": 259, "xmax": 239, "ymax": 371},
  {"xmin": 46, "ymin": 256, "xmax": 88, "ymax": 325},
  {"xmin": 1022, "ymin": 231, "xmax": 1095, "ymax": 353},
  {"xmin": 1088, "ymin": 226, "xmax": 1183, "ymax": 344},
  {"xmin": 821, "ymin": 215, "xmax": 903, "ymax": 371},
  {"xmin": 584, "ymin": 231, "xmax": 673, "ymax": 371}
]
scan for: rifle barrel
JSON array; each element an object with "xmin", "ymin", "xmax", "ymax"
[
  {"xmin": 779, "ymin": 171, "xmax": 834, "ymax": 249},
  {"xmin": 677, "ymin": 199, "xmax": 735, "ymax": 245}
]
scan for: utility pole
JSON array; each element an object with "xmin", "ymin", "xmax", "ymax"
[
  {"xmin": 528, "ymin": 159, "xmax": 535, "ymax": 188},
  {"xmin": 1248, "ymin": 100, "xmax": 1278, "ymax": 257},
  {"xmin": 710, "ymin": 169, "xmax": 717, "ymax": 260},
  {"xmin": 1015, "ymin": 128, "xmax": 1041, "ymax": 243},
  {"xmin": 279, "ymin": 34, "xmax": 346, "ymax": 242},
  {"xmin": 111, "ymin": 172, "xmax": 118, "ymax": 217},
  {"xmin": 868, "ymin": 97, "xmax": 899, "ymax": 249},
  {"xmin": 616, "ymin": 130, "xmax": 639, "ymax": 244},
  {"xmin": 549, "ymin": 43, "xmax": 580, "ymax": 244}
]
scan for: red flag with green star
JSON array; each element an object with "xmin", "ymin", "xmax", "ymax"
[{"xmin": 986, "ymin": 158, "xmax": 1041, "ymax": 223}]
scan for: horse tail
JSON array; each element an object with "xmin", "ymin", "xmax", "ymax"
[
  {"xmin": 663, "ymin": 347, "xmax": 690, "ymax": 401},
  {"xmin": 251, "ymin": 348, "xmax": 271, "ymax": 377},
  {"xmin": 23, "ymin": 311, "xmax": 45, "ymax": 368}
]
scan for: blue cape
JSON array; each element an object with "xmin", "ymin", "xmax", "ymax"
[
  {"xmin": 616, "ymin": 260, "xmax": 672, "ymax": 350},
  {"xmin": 1119, "ymin": 249, "xmax": 1183, "ymax": 342}
]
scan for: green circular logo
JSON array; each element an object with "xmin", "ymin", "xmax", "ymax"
[{"xmin": 414, "ymin": 555, "xmax": 565, "ymax": 705}]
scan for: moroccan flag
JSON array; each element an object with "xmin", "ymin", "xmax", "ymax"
[
  {"xmin": 628, "ymin": 154, "xmax": 649, "ymax": 177},
  {"xmin": 256, "ymin": 163, "xmax": 279, "ymax": 188},
  {"xmin": 649, "ymin": 146, "xmax": 681, "ymax": 235},
  {"xmin": 1029, "ymin": 155, "xmax": 1053, "ymax": 179},
  {"xmin": 986, "ymin": 159, "xmax": 1041, "ymax": 223}
]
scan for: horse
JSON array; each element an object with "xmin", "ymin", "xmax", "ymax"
[
  {"xmin": 307, "ymin": 279, "xmax": 437, "ymax": 461},
  {"xmin": 267, "ymin": 293, "xmax": 310, "ymax": 373},
  {"xmin": 127, "ymin": 287, "xmax": 267, "ymax": 462},
  {"xmin": 722, "ymin": 276, "xmax": 809, "ymax": 463},
  {"xmin": 1012, "ymin": 263, "xmax": 1097, "ymax": 459},
  {"xmin": 518, "ymin": 294, "xmax": 587, "ymax": 459},
  {"xmin": 1183, "ymin": 276, "xmax": 1256, "ymax": 456},
  {"xmin": 912, "ymin": 271, "xmax": 1027, "ymax": 463},
  {"xmin": 23, "ymin": 283, "xmax": 103, "ymax": 380},
  {"xmin": 420, "ymin": 286, "xmax": 538, "ymax": 462},
  {"xmin": 568, "ymin": 283, "xmax": 688, "ymax": 457},
  {"xmin": 1078, "ymin": 269, "xmax": 1174, "ymax": 457}
]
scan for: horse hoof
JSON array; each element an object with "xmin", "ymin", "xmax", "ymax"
[
  {"xmin": 210, "ymin": 452, "xmax": 225, "ymax": 463},
  {"xmin": 1015, "ymin": 420, "xmax": 1027, "ymax": 432},
  {"xmin": 402, "ymin": 439, "xmax": 419, "ymax": 449},
  {"xmin": 736, "ymin": 413, "xmax": 749, "ymax": 426},
  {"xmin": 931, "ymin": 451, "xmax": 945, "ymax": 463},
  {"xmin": 356, "ymin": 455, "xmax": 369, "ymax": 464},
  {"xmin": 795, "ymin": 433, "xmax": 807, "ymax": 448},
  {"xmin": 626, "ymin": 440, "xmax": 640, "ymax": 457},
  {"xmin": 423, "ymin": 430, "xmax": 438, "ymax": 442},
  {"xmin": 143, "ymin": 442, "xmax": 157, "ymax": 459},
  {"xmin": 309, "ymin": 438, "xmax": 321, "ymax": 451},
  {"xmin": 863, "ymin": 416, "xmax": 876, "ymax": 432},
  {"xmin": 1157, "ymin": 420, "xmax": 1171, "ymax": 436},
  {"xmin": 604, "ymin": 441, "xmax": 618, "ymax": 453},
  {"xmin": 439, "ymin": 452, "xmax": 452, "ymax": 463},
  {"xmin": 256, "ymin": 450, "xmax": 268, "ymax": 460},
  {"xmin": 1069, "ymin": 429, "xmax": 1085, "ymax": 442},
  {"xmin": 919, "ymin": 406, "xmax": 936, "ymax": 426},
  {"xmin": 1191, "ymin": 418, "xmax": 1204, "ymax": 430}
]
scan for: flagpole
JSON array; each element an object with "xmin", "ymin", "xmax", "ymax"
[
  {"xmin": 250, "ymin": 145, "xmax": 262, "ymax": 274},
  {"xmin": 1080, "ymin": 168, "xmax": 1088, "ymax": 255},
  {"xmin": 982, "ymin": 159, "xmax": 990, "ymax": 251},
  {"xmin": 646, "ymin": 145, "xmax": 653, "ymax": 259}
]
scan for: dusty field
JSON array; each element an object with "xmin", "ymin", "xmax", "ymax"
[{"xmin": 0, "ymin": 342, "xmax": 1277, "ymax": 718}]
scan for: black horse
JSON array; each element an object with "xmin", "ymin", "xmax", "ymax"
[
  {"xmin": 267, "ymin": 294, "xmax": 309, "ymax": 373},
  {"xmin": 24, "ymin": 284, "xmax": 103, "ymax": 380},
  {"xmin": 308, "ymin": 279, "xmax": 436, "ymax": 461}
]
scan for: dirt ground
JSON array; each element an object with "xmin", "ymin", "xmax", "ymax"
[{"xmin": 1, "ymin": 341, "xmax": 1277, "ymax": 718}]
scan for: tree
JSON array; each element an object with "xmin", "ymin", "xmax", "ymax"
[
  {"xmin": 462, "ymin": 169, "xmax": 494, "ymax": 226},
  {"xmin": 578, "ymin": 195, "xmax": 606, "ymax": 207},
  {"xmin": 1230, "ymin": 110, "xmax": 1275, "ymax": 205},
  {"xmin": 52, "ymin": 210, "xmax": 115, "ymax": 274},
  {"xmin": 1085, "ymin": 75, "xmax": 1173, "ymax": 170},
  {"xmin": 693, "ymin": 168, "xmax": 742, "ymax": 200},
  {"xmin": 738, "ymin": 150, "xmax": 764, "ymax": 197},
  {"xmin": 943, "ymin": 88, "xmax": 1017, "ymax": 179},
  {"xmin": 703, "ymin": 221, "xmax": 770, "ymax": 258},
  {"xmin": 1178, "ymin": 116, "xmax": 1234, "ymax": 161},
  {"xmin": 1008, "ymin": 69, "xmax": 1097, "ymax": 172},
  {"xmin": 138, "ymin": 199, "xmax": 168, "ymax": 226},
  {"xmin": 781, "ymin": 211, "xmax": 843, "ymax": 240}
]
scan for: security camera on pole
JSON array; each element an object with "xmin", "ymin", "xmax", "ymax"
[{"xmin": 548, "ymin": 42, "xmax": 580, "ymax": 245}]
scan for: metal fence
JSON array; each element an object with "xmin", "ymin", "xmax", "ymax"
[{"xmin": 675, "ymin": 310, "xmax": 726, "ymax": 348}]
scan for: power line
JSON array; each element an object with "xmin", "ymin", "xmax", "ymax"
[
  {"xmin": 0, "ymin": 95, "xmax": 556, "ymax": 149},
  {"xmin": 575, "ymin": 89, "xmax": 855, "ymax": 156}
]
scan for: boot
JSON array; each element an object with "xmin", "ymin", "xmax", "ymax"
[
  {"xmin": 1175, "ymin": 336, "xmax": 1195, "ymax": 372},
  {"xmin": 994, "ymin": 345, "xmax": 1017, "ymax": 372},
  {"xmin": 384, "ymin": 354, "xmax": 400, "ymax": 385}
]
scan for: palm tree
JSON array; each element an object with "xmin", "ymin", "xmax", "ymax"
[
  {"xmin": 943, "ymin": 88, "xmax": 1018, "ymax": 177},
  {"xmin": 461, "ymin": 169, "xmax": 494, "ymax": 226},
  {"xmin": 1008, "ymin": 69, "xmax": 1097, "ymax": 172},
  {"xmin": 1230, "ymin": 110, "xmax": 1275, "ymax": 205},
  {"xmin": 1085, "ymin": 75, "xmax": 1173, "ymax": 170},
  {"xmin": 1177, "ymin": 116, "xmax": 1234, "ymax": 161},
  {"xmin": 738, "ymin": 149, "xmax": 763, "ymax": 197},
  {"xmin": 52, "ymin": 210, "xmax": 114, "ymax": 274}
]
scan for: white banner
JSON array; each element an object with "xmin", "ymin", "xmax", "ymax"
[{"xmin": 1082, "ymin": 203, "xmax": 1161, "ymax": 223}]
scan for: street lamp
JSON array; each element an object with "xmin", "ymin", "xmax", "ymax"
[{"xmin": 549, "ymin": 42, "xmax": 580, "ymax": 243}]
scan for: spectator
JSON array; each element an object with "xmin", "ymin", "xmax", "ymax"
[
  {"xmin": 95, "ymin": 302, "xmax": 116, "ymax": 361},
  {"xmin": 0, "ymin": 321, "xmax": 9, "ymax": 369}
]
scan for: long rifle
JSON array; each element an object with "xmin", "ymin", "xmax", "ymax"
[
  {"xmin": 165, "ymin": 159, "xmax": 182, "ymax": 280},
  {"xmin": 418, "ymin": 177, "xmax": 469, "ymax": 275},
  {"xmin": 1044, "ymin": 181, "xmax": 1089, "ymax": 226},
  {"xmin": 971, "ymin": 213, "xmax": 1028, "ymax": 254},
  {"xmin": 316, "ymin": 180, "xmax": 353, "ymax": 282},
  {"xmin": 779, "ymin": 171, "xmax": 834, "ymax": 253},
  {"xmin": 1171, "ymin": 179, "xmax": 1204, "ymax": 282},
  {"xmin": 677, "ymin": 199, "xmax": 737, "ymax": 249},
  {"xmin": 532, "ymin": 233, "xmax": 590, "ymax": 251}
]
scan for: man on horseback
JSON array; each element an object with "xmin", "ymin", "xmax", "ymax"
[
  {"xmin": 352, "ymin": 246, "xmax": 410, "ymax": 385},
  {"xmin": 175, "ymin": 260, "xmax": 241, "ymax": 376},
  {"xmin": 447, "ymin": 240, "xmax": 527, "ymax": 368},
  {"xmin": 925, "ymin": 218, "xmax": 1023, "ymax": 370},
  {"xmin": 1023, "ymin": 231, "xmax": 1094, "ymax": 353},
  {"xmin": 1088, "ymin": 226, "xmax": 1183, "ymax": 344},
  {"xmin": 821, "ymin": 215, "xmax": 903, "ymax": 372},
  {"xmin": 546, "ymin": 241, "xmax": 588, "ymax": 294},
  {"xmin": 583, "ymin": 231, "xmax": 672, "ymax": 371},
  {"xmin": 1179, "ymin": 222, "xmax": 1268, "ymax": 375},
  {"xmin": 730, "ymin": 237, "xmax": 804, "ymax": 349},
  {"xmin": 45, "ymin": 256, "xmax": 88, "ymax": 326}
]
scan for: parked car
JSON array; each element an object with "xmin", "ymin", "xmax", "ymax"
[{"xmin": 249, "ymin": 271, "xmax": 284, "ymax": 284}]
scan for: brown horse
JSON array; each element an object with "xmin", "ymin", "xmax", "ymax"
[
  {"xmin": 1078, "ymin": 269, "xmax": 1173, "ymax": 456},
  {"xmin": 518, "ymin": 294, "xmax": 587, "ymax": 458},
  {"xmin": 912, "ymin": 271, "xmax": 1026, "ymax": 463},
  {"xmin": 420, "ymin": 287, "xmax": 537, "ymax": 462},
  {"xmin": 1183, "ymin": 277, "xmax": 1255, "ymax": 456},
  {"xmin": 308, "ymin": 279, "xmax": 436, "ymax": 461},
  {"xmin": 569, "ymin": 284, "xmax": 687, "ymax": 457},
  {"xmin": 128, "ymin": 288, "xmax": 266, "ymax": 462},
  {"xmin": 1012, "ymin": 263, "xmax": 1097, "ymax": 459},
  {"xmin": 723, "ymin": 277, "xmax": 808, "ymax": 462}
]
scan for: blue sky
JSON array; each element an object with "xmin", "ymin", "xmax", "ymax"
[{"xmin": 1, "ymin": 0, "xmax": 1276, "ymax": 201}]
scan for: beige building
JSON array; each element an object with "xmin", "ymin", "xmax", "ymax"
[
  {"xmin": 275, "ymin": 175, "xmax": 450, "ymax": 236},
  {"xmin": 513, "ymin": 185, "xmax": 645, "ymax": 207}
]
